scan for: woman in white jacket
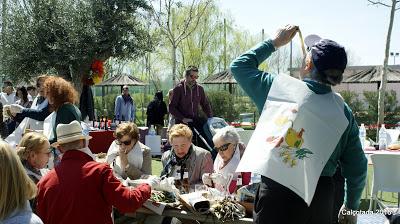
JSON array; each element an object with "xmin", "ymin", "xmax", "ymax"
[{"xmin": 106, "ymin": 122, "xmax": 152, "ymax": 180}]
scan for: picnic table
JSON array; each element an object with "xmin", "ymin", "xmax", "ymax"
[{"xmin": 126, "ymin": 206, "xmax": 253, "ymax": 224}]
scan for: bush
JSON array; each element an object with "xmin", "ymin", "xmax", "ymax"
[
  {"xmin": 207, "ymin": 90, "xmax": 238, "ymax": 122},
  {"xmin": 206, "ymin": 91, "xmax": 259, "ymax": 123},
  {"xmin": 339, "ymin": 90, "xmax": 400, "ymax": 141}
]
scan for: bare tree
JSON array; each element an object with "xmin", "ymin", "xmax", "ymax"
[
  {"xmin": 150, "ymin": 0, "xmax": 212, "ymax": 86},
  {"xmin": 368, "ymin": 0, "xmax": 399, "ymax": 135}
]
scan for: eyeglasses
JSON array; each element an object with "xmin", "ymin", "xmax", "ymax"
[
  {"xmin": 214, "ymin": 143, "xmax": 231, "ymax": 152},
  {"xmin": 115, "ymin": 139, "xmax": 133, "ymax": 146}
]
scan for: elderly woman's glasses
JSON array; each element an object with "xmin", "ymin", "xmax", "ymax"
[
  {"xmin": 115, "ymin": 139, "xmax": 132, "ymax": 146},
  {"xmin": 214, "ymin": 143, "xmax": 231, "ymax": 152}
]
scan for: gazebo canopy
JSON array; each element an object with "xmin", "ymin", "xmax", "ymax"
[
  {"xmin": 96, "ymin": 74, "xmax": 148, "ymax": 86},
  {"xmin": 201, "ymin": 69, "xmax": 237, "ymax": 84},
  {"xmin": 289, "ymin": 65, "xmax": 400, "ymax": 83},
  {"xmin": 342, "ymin": 65, "xmax": 400, "ymax": 83}
]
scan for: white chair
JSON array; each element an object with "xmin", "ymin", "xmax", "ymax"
[{"xmin": 369, "ymin": 154, "xmax": 400, "ymax": 211}]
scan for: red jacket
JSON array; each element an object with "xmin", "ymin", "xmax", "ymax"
[{"xmin": 36, "ymin": 150, "xmax": 151, "ymax": 224}]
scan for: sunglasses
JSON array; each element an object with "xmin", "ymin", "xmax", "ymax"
[
  {"xmin": 115, "ymin": 139, "xmax": 133, "ymax": 146},
  {"xmin": 214, "ymin": 143, "xmax": 231, "ymax": 152},
  {"xmin": 190, "ymin": 74, "xmax": 199, "ymax": 80}
]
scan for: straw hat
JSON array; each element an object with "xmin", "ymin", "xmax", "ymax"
[{"xmin": 51, "ymin": 120, "xmax": 92, "ymax": 147}]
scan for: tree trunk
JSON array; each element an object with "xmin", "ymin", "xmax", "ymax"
[
  {"xmin": 172, "ymin": 44, "xmax": 177, "ymax": 87},
  {"xmin": 377, "ymin": 0, "xmax": 397, "ymax": 140}
]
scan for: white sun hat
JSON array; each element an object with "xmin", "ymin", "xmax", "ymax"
[{"xmin": 51, "ymin": 120, "xmax": 92, "ymax": 147}]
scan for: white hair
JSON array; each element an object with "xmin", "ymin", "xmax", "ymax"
[{"xmin": 212, "ymin": 126, "xmax": 240, "ymax": 144}]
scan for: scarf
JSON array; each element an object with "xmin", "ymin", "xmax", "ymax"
[
  {"xmin": 161, "ymin": 145, "xmax": 193, "ymax": 178},
  {"xmin": 122, "ymin": 94, "xmax": 133, "ymax": 104},
  {"xmin": 22, "ymin": 160, "xmax": 42, "ymax": 183}
]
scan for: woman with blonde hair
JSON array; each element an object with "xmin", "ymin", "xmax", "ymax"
[
  {"xmin": 106, "ymin": 122, "xmax": 152, "ymax": 180},
  {"xmin": 17, "ymin": 132, "xmax": 51, "ymax": 184},
  {"xmin": 161, "ymin": 124, "xmax": 213, "ymax": 189},
  {"xmin": 0, "ymin": 140, "xmax": 43, "ymax": 223},
  {"xmin": 43, "ymin": 76, "xmax": 81, "ymax": 143}
]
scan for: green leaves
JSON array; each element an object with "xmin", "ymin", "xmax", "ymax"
[{"xmin": 1, "ymin": 0, "xmax": 154, "ymax": 83}]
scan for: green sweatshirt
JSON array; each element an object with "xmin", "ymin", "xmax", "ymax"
[{"xmin": 230, "ymin": 39, "xmax": 367, "ymax": 210}]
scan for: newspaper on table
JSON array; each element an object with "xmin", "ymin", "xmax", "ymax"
[
  {"xmin": 236, "ymin": 74, "xmax": 348, "ymax": 206},
  {"xmin": 179, "ymin": 192, "xmax": 210, "ymax": 214}
]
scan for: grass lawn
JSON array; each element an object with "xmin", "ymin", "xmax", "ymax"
[{"xmin": 151, "ymin": 157, "xmax": 163, "ymax": 176}]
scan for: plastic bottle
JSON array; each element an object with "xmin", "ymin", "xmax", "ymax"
[
  {"xmin": 359, "ymin": 123, "xmax": 366, "ymax": 149},
  {"xmin": 378, "ymin": 124, "xmax": 387, "ymax": 150},
  {"xmin": 236, "ymin": 173, "xmax": 243, "ymax": 192},
  {"xmin": 149, "ymin": 125, "xmax": 156, "ymax": 136}
]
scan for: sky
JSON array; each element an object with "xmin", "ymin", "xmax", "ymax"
[{"xmin": 217, "ymin": 0, "xmax": 400, "ymax": 66}]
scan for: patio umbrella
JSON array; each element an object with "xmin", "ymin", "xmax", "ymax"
[
  {"xmin": 97, "ymin": 73, "xmax": 148, "ymax": 88},
  {"xmin": 94, "ymin": 74, "xmax": 148, "ymax": 116},
  {"xmin": 201, "ymin": 69, "xmax": 236, "ymax": 93}
]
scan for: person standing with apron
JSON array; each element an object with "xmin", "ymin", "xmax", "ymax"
[{"xmin": 231, "ymin": 25, "xmax": 367, "ymax": 224}]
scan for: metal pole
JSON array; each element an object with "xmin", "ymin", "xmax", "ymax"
[
  {"xmin": 290, "ymin": 41, "xmax": 293, "ymax": 76},
  {"xmin": 223, "ymin": 18, "xmax": 227, "ymax": 70}
]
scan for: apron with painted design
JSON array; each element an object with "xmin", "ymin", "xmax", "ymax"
[{"xmin": 236, "ymin": 74, "xmax": 348, "ymax": 205}]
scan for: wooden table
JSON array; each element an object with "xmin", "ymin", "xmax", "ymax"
[{"xmin": 127, "ymin": 207, "xmax": 253, "ymax": 224}]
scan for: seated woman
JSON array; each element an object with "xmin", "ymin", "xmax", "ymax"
[
  {"xmin": 0, "ymin": 140, "xmax": 43, "ymax": 224},
  {"xmin": 204, "ymin": 126, "xmax": 251, "ymax": 194},
  {"xmin": 17, "ymin": 132, "xmax": 51, "ymax": 184},
  {"xmin": 16, "ymin": 132, "xmax": 51, "ymax": 212},
  {"xmin": 161, "ymin": 124, "xmax": 213, "ymax": 189},
  {"xmin": 106, "ymin": 122, "xmax": 152, "ymax": 180}
]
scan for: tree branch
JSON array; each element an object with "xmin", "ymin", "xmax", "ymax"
[
  {"xmin": 367, "ymin": 0, "xmax": 392, "ymax": 7},
  {"xmin": 176, "ymin": 0, "xmax": 211, "ymax": 45}
]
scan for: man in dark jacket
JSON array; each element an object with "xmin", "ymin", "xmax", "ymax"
[
  {"xmin": 169, "ymin": 66, "xmax": 214, "ymax": 151},
  {"xmin": 146, "ymin": 91, "xmax": 168, "ymax": 135}
]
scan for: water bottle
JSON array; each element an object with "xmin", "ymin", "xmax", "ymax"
[
  {"xmin": 149, "ymin": 125, "xmax": 156, "ymax": 136},
  {"xmin": 378, "ymin": 124, "xmax": 387, "ymax": 150},
  {"xmin": 359, "ymin": 123, "xmax": 366, "ymax": 149}
]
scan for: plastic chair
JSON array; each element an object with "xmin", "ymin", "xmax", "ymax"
[{"xmin": 369, "ymin": 154, "xmax": 400, "ymax": 211}]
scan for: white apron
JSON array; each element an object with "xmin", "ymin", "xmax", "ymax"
[
  {"xmin": 5, "ymin": 97, "xmax": 48, "ymax": 148},
  {"xmin": 236, "ymin": 74, "xmax": 348, "ymax": 205}
]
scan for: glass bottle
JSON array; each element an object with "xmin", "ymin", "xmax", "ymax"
[
  {"xmin": 174, "ymin": 165, "xmax": 182, "ymax": 192},
  {"xmin": 182, "ymin": 167, "xmax": 189, "ymax": 194}
]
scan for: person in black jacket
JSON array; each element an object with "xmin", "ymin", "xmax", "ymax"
[{"xmin": 146, "ymin": 91, "xmax": 168, "ymax": 135}]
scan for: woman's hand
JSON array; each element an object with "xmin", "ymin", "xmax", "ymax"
[{"xmin": 118, "ymin": 147, "xmax": 129, "ymax": 170}]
